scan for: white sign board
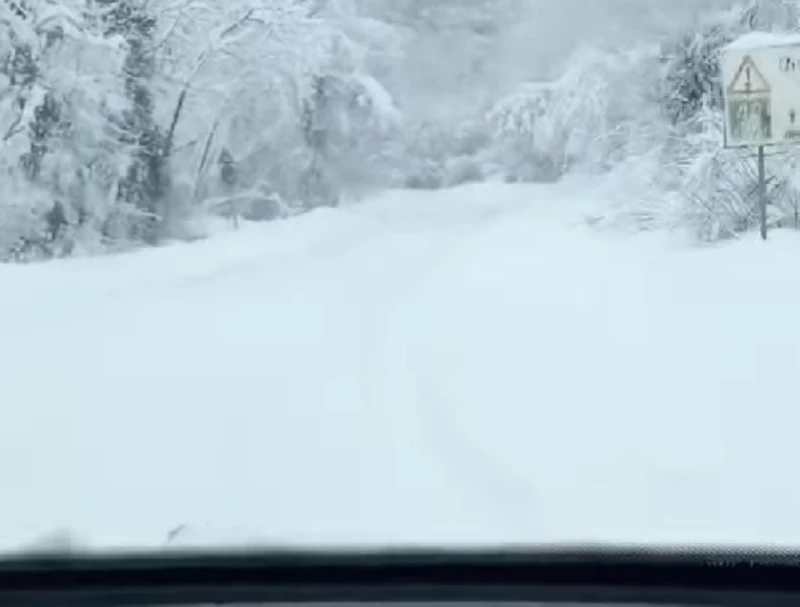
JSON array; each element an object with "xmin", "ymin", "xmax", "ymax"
[{"xmin": 721, "ymin": 32, "xmax": 800, "ymax": 148}]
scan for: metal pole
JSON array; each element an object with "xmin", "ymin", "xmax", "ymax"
[{"xmin": 758, "ymin": 145, "xmax": 767, "ymax": 240}]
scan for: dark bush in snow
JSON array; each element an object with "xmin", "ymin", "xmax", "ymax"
[
  {"xmin": 405, "ymin": 159, "xmax": 445, "ymax": 190},
  {"xmin": 398, "ymin": 117, "xmax": 491, "ymax": 189},
  {"xmin": 660, "ymin": 25, "xmax": 730, "ymax": 125},
  {"xmin": 443, "ymin": 155, "xmax": 485, "ymax": 187}
]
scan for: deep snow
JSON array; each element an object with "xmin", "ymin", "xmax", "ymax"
[{"xmin": 2, "ymin": 180, "xmax": 800, "ymax": 552}]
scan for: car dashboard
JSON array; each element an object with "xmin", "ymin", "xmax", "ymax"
[{"xmin": 0, "ymin": 547, "xmax": 797, "ymax": 607}]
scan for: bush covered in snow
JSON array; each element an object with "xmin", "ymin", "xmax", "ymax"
[{"xmin": 485, "ymin": 44, "xmax": 668, "ymax": 183}]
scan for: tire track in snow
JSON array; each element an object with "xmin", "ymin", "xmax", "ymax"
[
  {"xmin": 414, "ymin": 366, "xmax": 542, "ymax": 541},
  {"xmin": 371, "ymin": 204, "xmax": 544, "ymax": 540}
]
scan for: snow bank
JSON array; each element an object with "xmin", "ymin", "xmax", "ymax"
[{"xmin": 2, "ymin": 181, "xmax": 800, "ymax": 552}]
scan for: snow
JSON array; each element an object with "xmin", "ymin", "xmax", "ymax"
[
  {"xmin": 3, "ymin": 180, "xmax": 800, "ymax": 553},
  {"xmin": 353, "ymin": 73, "xmax": 402, "ymax": 127},
  {"xmin": 724, "ymin": 31, "xmax": 800, "ymax": 51}
]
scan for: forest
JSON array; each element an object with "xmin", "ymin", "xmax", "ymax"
[{"xmin": 0, "ymin": 0, "xmax": 798, "ymax": 261}]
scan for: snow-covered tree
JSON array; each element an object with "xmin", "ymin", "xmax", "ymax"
[
  {"xmin": 0, "ymin": 0, "xmax": 127, "ymax": 260},
  {"xmin": 487, "ymin": 44, "xmax": 664, "ymax": 182},
  {"xmin": 160, "ymin": 0, "xmax": 401, "ymax": 216},
  {"xmin": 95, "ymin": 0, "xmax": 167, "ymax": 244}
]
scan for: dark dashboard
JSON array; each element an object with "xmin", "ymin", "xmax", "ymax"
[{"xmin": 0, "ymin": 547, "xmax": 798, "ymax": 607}]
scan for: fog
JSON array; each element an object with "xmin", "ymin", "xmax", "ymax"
[
  {"xmin": 518, "ymin": 0, "xmax": 737, "ymax": 77},
  {"xmin": 390, "ymin": 0, "xmax": 740, "ymax": 117}
]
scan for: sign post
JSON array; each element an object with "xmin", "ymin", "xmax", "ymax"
[
  {"xmin": 758, "ymin": 145, "xmax": 767, "ymax": 240},
  {"xmin": 721, "ymin": 33, "xmax": 800, "ymax": 240}
]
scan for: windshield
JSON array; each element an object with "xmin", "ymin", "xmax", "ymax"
[{"xmin": 0, "ymin": 0, "xmax": 795, "ymax": 555}]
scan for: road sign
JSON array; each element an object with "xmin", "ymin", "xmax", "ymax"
[
  {"xmin": 728, "ymin": 55, "xmax": 770, "ymax": 94},
  {"xmin": 717, "ymin": 33, "xmax": 800, "ymax": 240},
  {"xmin": 721, "ymin": 33, "xmax": 800, "ymax": 148}
]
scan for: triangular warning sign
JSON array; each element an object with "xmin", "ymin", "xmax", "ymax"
[{"xmin": 728, "ymin": 55, "xmax": 770, "ymax": 94}]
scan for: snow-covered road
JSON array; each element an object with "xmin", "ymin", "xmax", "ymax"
[{"xmin": 3, "ymin": 181, "xmax": 800, "ymax": 552}]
